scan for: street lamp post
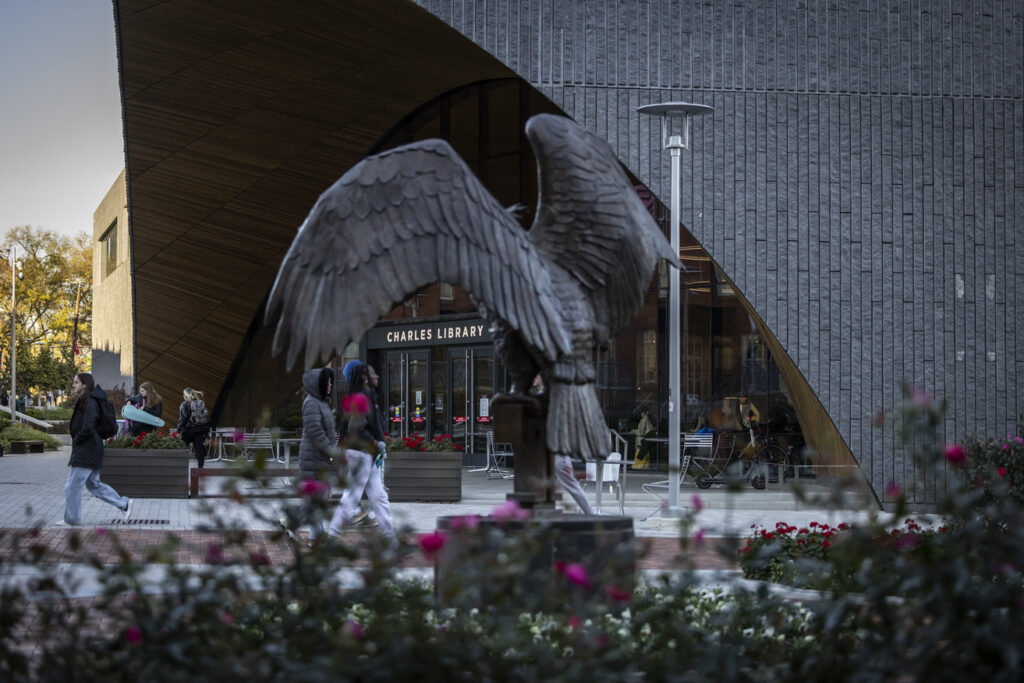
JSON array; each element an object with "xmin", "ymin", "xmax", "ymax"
[
  {"xmin": 637, "ymin": 101, "xmax": 712, "ymax": 515},
  {"xmin": 8, "ymin": 247, "xmax": 17, "ymax": 422}
]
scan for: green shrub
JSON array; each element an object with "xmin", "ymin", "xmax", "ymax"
[
  {"xmin": 957, "ymin": 418, "xmax": 1024, "ymax": 505},
  {"xmin": 739, "ymin": 518, "xmax": 954, "ymax": 590},
  {"xmin": 24, "ymin": 406, "xmax": 74, "ymax": 420},
  {"xmin": 0, "ymin": 423, "xmax": 60, "ymax": 451}
]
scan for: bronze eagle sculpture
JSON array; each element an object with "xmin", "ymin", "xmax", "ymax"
[{"xmin": 265, "ymin": 114, "xmax": 679, "ymax": 462}]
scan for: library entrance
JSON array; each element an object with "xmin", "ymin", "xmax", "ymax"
[{"xmin": 366, "ymin": 319, "xmax": 508, "ymax": 463}]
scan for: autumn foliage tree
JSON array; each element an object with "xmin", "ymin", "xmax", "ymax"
[{"xmin": 0, "ymin": 225, "xmax": 91, "ymax": 394}]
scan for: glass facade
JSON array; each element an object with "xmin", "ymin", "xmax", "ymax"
[{"xmin": 217, "ymin": 78, "xmax": 809, "ymax": 475}]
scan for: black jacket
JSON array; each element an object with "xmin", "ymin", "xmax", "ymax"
[
  {"xmin": 341, "ymin": 387, "xmax": 385, "ymax": 445},
  {"xmin": 127, "ymin": 394, "xmax": 163, "ymax": 437},
  {"xmin": 69, "ymin": 385, "xmax": 108, "ymax": 469},
  {"xmin": 177, "ymin": 401, "xmax": 210, "ymax": 435}
]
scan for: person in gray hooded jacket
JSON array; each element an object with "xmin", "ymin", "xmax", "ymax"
[{"xmin": 297, "ymin": 367, "xmax": 337, "ymax": 541}]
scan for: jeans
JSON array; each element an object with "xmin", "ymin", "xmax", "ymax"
[{"xmin": 64, "ymin": 467, "xmax": 128, "ymax": 525}]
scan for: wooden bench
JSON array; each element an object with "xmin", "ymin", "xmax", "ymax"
[
  {"xmin": 190, "ymin": 467, "xmax": 300, "ymax": 498},
  {"xmin": 9, "ymin": 441, "xmax": 44, "ymax": 454}
]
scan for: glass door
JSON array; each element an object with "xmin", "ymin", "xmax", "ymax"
[
  {"xmin": 472, "ymin": 350, "xmax": 495, "ymax": 456},
  {"xmin": 384, "ymin": 350, "xmax": 429, "ymax": 438},
  {"xmin": 431, "ymin": 350, "xmax": 448, "ymax": 441},
  {"xmin": 449, "ymin": 350, "xmax": 470, "ymax": 454}
]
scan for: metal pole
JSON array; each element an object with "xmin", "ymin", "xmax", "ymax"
[
  {"xmin": 667, "ymin": 131, "xmax": 683, "ymax": 513},
  {"xmin": 637, "ymin": 101, "xmax": 712, "ymax": 518},
  {"xmin": 10, "ymin": 247, "xmax": 15, "ymax": 423}
]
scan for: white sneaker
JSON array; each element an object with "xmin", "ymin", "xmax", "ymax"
[
  {"xmin": 55, "ymin": 520, "xmax": 74, "ymax": 527},
  {"xmin": 123, "ymin": 499, "xmax": 134, "ymax": 522}
]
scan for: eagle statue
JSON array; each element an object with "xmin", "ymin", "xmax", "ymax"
[{"xmin": 265, "ymin": 114, "xmax": 679, "ymax": 462}]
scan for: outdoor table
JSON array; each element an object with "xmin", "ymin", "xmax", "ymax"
[{"xmin": 275, "ymin": 437, "xmax": 302, "ymax": 467}]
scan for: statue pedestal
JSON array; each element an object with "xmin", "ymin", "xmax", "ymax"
[
  {"xmin": 491, "ymin": 394, "xmax": 554, "ymax": 510},
  {"xmin": 434, "ymin": 514, "xmax": 635, "ymax": 613}
]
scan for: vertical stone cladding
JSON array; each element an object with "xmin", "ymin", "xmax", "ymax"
[{"xmin": 415, "ymin": 0, "xmax": 1024, "ymax": 507}]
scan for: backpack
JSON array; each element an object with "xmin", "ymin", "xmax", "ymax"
[
  {"xmin": 189, "ymin": 399, "xmax": 209, "ymax": 426},
  {"xmin": 95, "ymin": 396, "xmax": 118, "ymax": 439}
]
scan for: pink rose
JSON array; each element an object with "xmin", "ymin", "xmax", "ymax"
[
  {"xmin": 567, "ymin": 615, "xmax": 582, "ymax": 629},
  {"xmin": 345, "ymin": 620, "xmax": 364, "ymax": 638},
  {"xmin": 299, "ymin": 479, "xmax": 329, "ymax": 497},
  {"xmin": 909, "ymin": 387, "xmax": 933, "ymax": 406},
  {"xmin": 693, "ymin": 528, "xmax": 706, "ymax": 546},
  {"xmin": 884, "ymin": 481, "xmax": 903, "ymax": 498},
  {"xmin": 220, "ymin": 612, "xmax": 234, "ymax": 625},
  {"xmin": 998, "ymin": 467, "xmax": 1007, "ymax": 477},
  {"xmin": 124, "ymin": 626, "xmax": 142, "ymax": 643},
  {"xmin": 490, "ymin": 499, "xmax": 530, "ymax": 523},
  {"xmin": 419, "ymin": 531, "xmax": 447, "ymax": 556},
  {"xmin": 944, "ymin": 445, "xmax": 967, "ymax": 466},
  {"xmin": 449, "ymin": 515, "xmax": 480, "ymax": 531},
  {"xmin": 604, "ymin": 585, "xmax": 631, "ymax": 602},
  {"xmin": 341, "ymin": 393, "xmax": 370, "ymax": 415},
  {"xmin": 894, "ymin": 533, "xmax": 919, "ymax": 551},
  {"xmin": 249, "ymin": 551, "xmax": 271, "ymax": 566},
  {"xmin": 206, "ymin": 542, "xmax": 225, "ymax": 565},
  {"xmin": 690, "ymin": 494, "xmax": 704, "ymax": 512},
  {"xmin": 564, "ymin": 563, "xmax": 592, "ymax": 589}
]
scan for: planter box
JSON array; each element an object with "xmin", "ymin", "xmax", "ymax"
[
  {"xmin": 384, "ymin": 451, "xmax": 462, "ymax": 502},
  {"xmin": 101, "ymin": 449, "xmax": 190, "ymax": 499}
]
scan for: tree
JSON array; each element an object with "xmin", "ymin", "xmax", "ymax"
[{"xmin": 0, "ymin": 225, "xmax": 92, "ymax": 393}]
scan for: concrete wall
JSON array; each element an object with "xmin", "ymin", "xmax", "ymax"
[
  {"xmin": 415, "ymin": 0, "xmax": 1024, "ymax": 506},
  {"xmin": 92, "ymin": 170, "xmax": 134, "ymax": 393}
]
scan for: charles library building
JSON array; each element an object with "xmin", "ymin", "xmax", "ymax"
[{"xmin": 92, "ymin": 0, "xmax": 1023, "ymax": 510}]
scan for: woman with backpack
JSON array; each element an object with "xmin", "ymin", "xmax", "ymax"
[
  {"xmin": 58, "ymin": 372, "xmax": 133, "ymax": 526},
  {"xmin": 125, "ymin": 381, "xmax": 163, "ymax": 437},
  {"xmin": 177, "ymin": 388, "xmax": 211, "ymax": 467}
]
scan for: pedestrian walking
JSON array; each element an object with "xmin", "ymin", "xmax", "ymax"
[
  {"xmin": 329, "ymin": 362, "xmax": 394, "ymax": 538},
  {"xmin": 125, "ymin": 381, "xmax": 163, "ymax": 437},
  {"xmin": 532, "ymin": 374, "xmax": 595, "ymax": 515},
  {"xmin": 296, "ymin": 367, "xmax": 338, "ymax": 542},
  {"xmin": 177, "ymin": 388, "xmax": 211, "ymax": 467},
  {"xmin": 58, "ymin": 373, "xmax": 132, "ymax": 526}
]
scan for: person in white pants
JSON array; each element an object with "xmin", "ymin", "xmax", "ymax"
[
  {"xmin": 330, "ymin": 362, "xmax": 394, "ymax": 537},
  {"xmin": 554, "ymin": 453, "xmax": 595, "ymax": 515},
  {"xmin": 329, "ymin": 448, "xmax": 393, "ymax": 537}
]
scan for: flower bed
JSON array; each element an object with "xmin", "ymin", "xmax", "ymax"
[
  {"xmin": 101, "ymin": 430, "xmax": 190, "ymax": 498},
  {"xmin": 380, "ymin": 434, "xmax": 462, "ymax": 502}
]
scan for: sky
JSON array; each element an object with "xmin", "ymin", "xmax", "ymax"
[{"xmin": 0, "ymin": 1, "xmax": 124, "ymax": 240}]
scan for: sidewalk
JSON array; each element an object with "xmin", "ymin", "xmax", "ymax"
[
  {"xmin": 0, "ymin": 446, "xmax": 889, "ymax": 581},
  {"xmin": 0, "ymin": 447, "xmax": 883, "ymax": 536}
]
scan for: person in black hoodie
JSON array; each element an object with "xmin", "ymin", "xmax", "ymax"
[{"xmin": 58, "ymin": 373, "xmax": 132, "ymax": 526}]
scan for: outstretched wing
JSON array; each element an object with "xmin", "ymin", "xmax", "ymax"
[
  {"xmin": 525, "ymin": 114, "xmax": 680, "ymax": 341},
  {"xmin": 265, "ymin": 139, "xmax": 572, "ymax": 369}
]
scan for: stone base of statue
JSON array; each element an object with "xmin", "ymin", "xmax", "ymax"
[{"xmin": 433, "ymin": 394, "xmax": 635, "ymax": 612}]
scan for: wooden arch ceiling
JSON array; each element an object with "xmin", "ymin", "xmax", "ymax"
[{"xmin": 115, "ymin": 0, "xmax": 514, "ymax": 417}]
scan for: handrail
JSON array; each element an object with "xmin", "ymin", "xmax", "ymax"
[
  {"xmin": 0, "ymin": 404, "xmax": 53, "ymax": 430},
  {"xmin": 609, "ymin": 429, "xmax": 627, "ymax": 456}
]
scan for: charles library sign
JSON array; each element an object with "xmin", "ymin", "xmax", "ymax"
[{"xmin": 365, "ymin": 319, "xmax": 491, "ymax": 349}]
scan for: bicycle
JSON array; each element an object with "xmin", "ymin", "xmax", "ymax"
[{"xmin": 747, "ymin": 424, "xmax": 792, "ymax": 485}]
